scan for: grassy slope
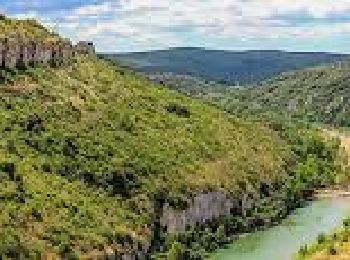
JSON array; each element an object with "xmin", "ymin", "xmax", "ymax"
[
  {"xmin": 134, "ymin": 57, "xmax": 350, "ymax": 258},
  {"xmin": 0, "ymin": 17, "xmax": 60, "ymax": 42},
  {"xmin": 213, "ymin": 60, "xmax": 350, "ymax": 260},
  {"xmin": 0, "ymin": 19, "xmax": 293, "ymax": 257},
  {"xmin": 0, "ymin": 57, "xmax": 290, "ymax": 257}
]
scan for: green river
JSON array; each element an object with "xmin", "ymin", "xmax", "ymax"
[{"xmin": 210, "ymin": 198, "xmax": 350, "ymax": 260}]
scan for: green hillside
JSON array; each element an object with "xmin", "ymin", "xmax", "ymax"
[
  {"xmin": 145, "ymin": 72, "xmax": 233, "ymax": 96},
  {"xmin": 219, "ymin": 61, "xmax": 350, "ymax": 127},
  {"xmin": 0, "ymin": 17, "xmax": 343, "ymax": 258},
  {"xmin": 110, "ymin": 55, "xmax": 350, "ymax": 129},
  {"xmin": 0, "ymin": 53, "xmax": 293, "ymax": 257},
  {"xmin": 102, "ymin": 48, "xmax": 349, "ymax": 85},
  {"xmin": 0, "ymin": 16, "xmax": 60, "ymax": 42}
]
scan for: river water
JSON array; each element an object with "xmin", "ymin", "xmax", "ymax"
[{"xmin": 210, "ymin": 198, "xmax": 350, "ymax": 260}]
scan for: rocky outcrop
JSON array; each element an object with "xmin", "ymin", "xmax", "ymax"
[
  {"xmin": 160, "ymin": 192, "xmax": 240, "ymax": 233},
  {"xmin": 76, "ymin": 41, "xmax": 95, "ymax": 55},
  {"xmin": 0, "ymin": 38, "xmax": 94, "ymax": 70}
]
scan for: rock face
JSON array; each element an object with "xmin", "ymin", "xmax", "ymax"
[
  {"xmin": 161, "ymin": 192, "xmax": 239, "ymax": 233},
  {"xmin": 2, "ymin": 39, "xmax": 19, "ymax": 69},
  {"xmin": 76, "ymin": 41, "xmax": 95, "ymax": 55},
  {"xmin": 0, "ymin": 38, "xmax": 94, "ymax": 70}
]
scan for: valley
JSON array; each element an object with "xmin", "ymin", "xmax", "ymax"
[
  {"xmin": 105, "ymin": 46, "xmax": 350, "ymax": 259},
  {"xmin": 210, "ymin": 129, "xmax": 350, "ymax": 260},
  {"xmin": 0, "ymin": 15, "xmax": 349, "ymax": 260},
  {"xmin": 102, "ymin": 48, "xmax": 349, "ymax": 85},
  {"xmin": 210, "ymin": 197, "xmax": 350, "ymax": 260}
]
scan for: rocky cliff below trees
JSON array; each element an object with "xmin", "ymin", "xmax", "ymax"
[{"xmin": 161, "ymin": 192, "xmax": 235, "ymax": 234}]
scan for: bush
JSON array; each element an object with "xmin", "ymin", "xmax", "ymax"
[
  {"xmin": 166, "ymin": 104, "xmax": 191, "ymax": 118},
  {"xmin": 298, "ymin": 244, "xmax": 308, "ymax": 256},
  {"xmin": 317, "ymin": 233, "xmax": 326, "ymax": 244},
  {"xmin": 0, "ymin": 162, "xmax": 16, "ymax": 180},
  {"xmin": 328, "ymin": 245, "xmax": 337, "ymax": 255},
  {"xmin": 343, "ymin": 218, "xmax": 350, "ymax": 228},
  {"xmin": 167, "ymin": 241, "xmax": 185, "ymax": 260}
]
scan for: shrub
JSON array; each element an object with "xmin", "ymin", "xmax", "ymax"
[
  {"xmin": 298, "ymin": 244, "xmax": 308, "ymax": 256},
  {"xmin": 0, "ymin": 162, "xmax": 16, "ymax": 180},
  {"xmin": 343, "ymin": 218, "xmax": 350, "ymax": 228},
  {"xmin": 166, "ymin": 104, "xmax": 191, "ymax": 118},
  {"xmin": 167, "ymin": 241, "xmax": 184, "ymax": 260},
  {"xmin": 317, "ymin": 233, "xmax": 326, "ymax": 244},
  {"xmin": 328, "ymin": 245, "xmax": 337, "ymax": 255}
]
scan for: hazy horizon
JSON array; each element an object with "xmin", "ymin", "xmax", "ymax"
[{"xmin": 103, "ymin": 47, "xmax": 350, "ymax": 55}]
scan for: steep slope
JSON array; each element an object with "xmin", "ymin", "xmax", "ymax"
[
  {"xmin": 102, "ymin": 48, "xmax": 349, "ymax": 85},
  {"xmin": 0, "ymin": 54, "xmax": 293, "ymax": 256},
  {"xmin": 222, "ymin": 61, "xmax": 350, "ymax": 127},
  {"xmin": 0, "ymin": 17, "xmax": 293, "ymax": 258}
]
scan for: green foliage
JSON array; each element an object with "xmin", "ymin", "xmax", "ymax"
[
  {"xmin": 317, "ymin": 233, "xmax": 326, "ymax": 244},
  {"xmin": 0, "ymin": 52, "xmax": 296, "ymax": 257},
  {"xmin": 103, "ymin": 49, "xmax": 348, "ymax": 85},
  {"xmin": 0, "ymin": 16, "xmax": 60, "ymax": 42},
  {"xmin": 165, "ymin": 103, "xmax": 191, "ymax": 118},
  {"xmin": 145, "ymin": 73, "xmax": 232, "ymax": 96},
  {"xmin": 298, "ymin": 245, "xmax": 308, "ymax": 257},
  {"xmin": 328, "ymin": 244, "xmax": 337, "ymax": 255},
  {"xmin": 343, "ymin": 218, "xmax": 350, "ymax": 229},
  {"xmin": 167, "ymin": 241, "xmax": 185, "ymax": 260},
  {"xmin": 223, "ymin": 61, "xmax": 350, "ymax": 127}
]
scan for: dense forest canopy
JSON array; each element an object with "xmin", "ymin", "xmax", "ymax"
[{"xmin": 103, "ymin": 48, "xmax": 349, "ymax": 85}]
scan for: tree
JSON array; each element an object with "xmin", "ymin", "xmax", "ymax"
[{"xmin": 167, "ymin": 241, "xmax": 184, "ymax": 260}]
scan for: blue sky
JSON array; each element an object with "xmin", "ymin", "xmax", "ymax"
[{"xmin": 2, "ymin": 0, "xmax": 350, "ymax": 53}]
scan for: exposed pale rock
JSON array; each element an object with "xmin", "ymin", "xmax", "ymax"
[{"xmin": 161, "ymin": 192, "xmax": 240, "ymax": 233}]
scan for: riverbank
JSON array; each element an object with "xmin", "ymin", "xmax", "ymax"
[
  {"xmin": 152, "ymin": 125, "xmax": 344, "ymax": 259},
  {"xmin": 296, "ymin": 205, "xmax": 350, "ymax": 259},
  {"xmin": 286, "ymin": 129, "xmax": 350, "ymax": 259},
  {"xmin": 210, "ymin": 198, "xmax": 350, "ymax": 260},
  {"xmin": 200, "ymin": 128, "xmax": 349, "ymax": 260},
  {"xmin": 314, "ymin": 186, "xmax": 350, "ymax": 199}
]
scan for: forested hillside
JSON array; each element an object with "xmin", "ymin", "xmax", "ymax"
[
  {"xmin": 102, "ymin": 48, "xmax": 349, "ymax": 85},
  {"xmin": 216, "ymin": 61, "xmax": 350, "ymax": 127},
  {"xmin": 146, "ymin": 72, "xmax": 233, "ymax": 96}
]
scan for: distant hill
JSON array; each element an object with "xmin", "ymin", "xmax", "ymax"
[
  {"xmin": 146, "ymin": 72, "xmax": 234, "ymax": 96},
  {"xmin": 219, "ymin": 61, "xmax": 350, "ymax": 127},
  {"xmin": 101, "ymin": 48, "xmax": 349, "ymax": 85}
]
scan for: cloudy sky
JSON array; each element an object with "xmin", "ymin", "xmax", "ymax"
[{"xmin": 2, "ymin": 0, "xmax": 350, "ymax": 53}]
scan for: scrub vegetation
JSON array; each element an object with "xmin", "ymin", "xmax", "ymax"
[{"xmin": 0, "ymin": 17, "xmax": 344, "ymax": 258}]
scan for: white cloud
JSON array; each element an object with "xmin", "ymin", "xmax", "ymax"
[
  {"xmin": 71, "ymin": 2, "xmax": 113, "ymax": 17},
  {"xmin": 10, "ymin": 0, "xmax": 350, "ymax": 52},
  {"xmin": 238, "ymin": 0, "xmax": 350, "ymax": 19}
]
